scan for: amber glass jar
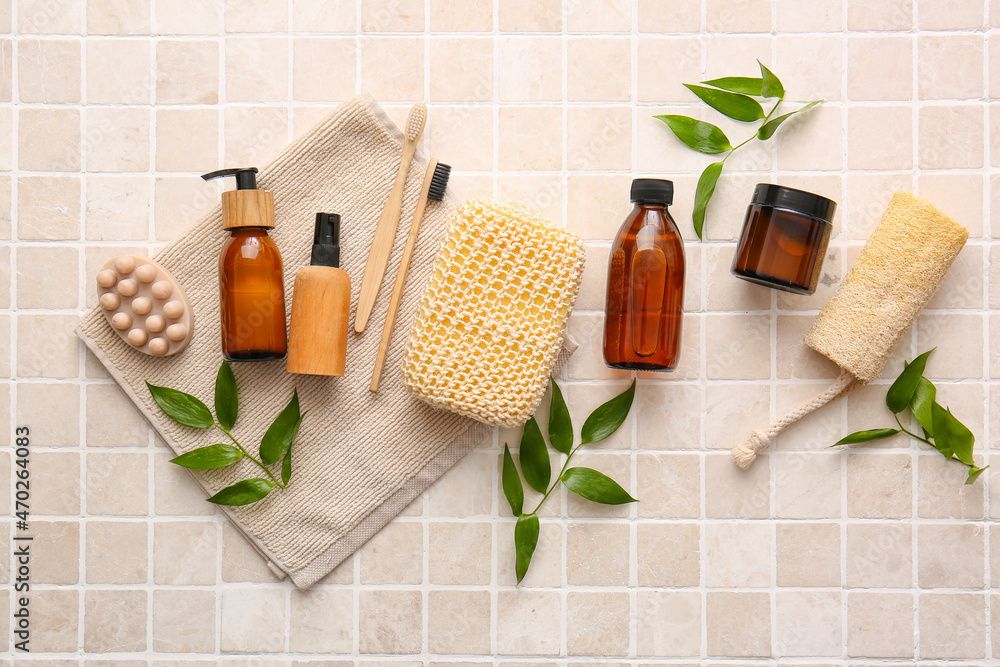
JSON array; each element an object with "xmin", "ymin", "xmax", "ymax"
[
  {"xmin": 603, "ymin": 179, "xmax": 685, "ymax": 372},
  {"xmin": 219, "ymin": 228, "xmax": 287, "ymax": 361},
  {"xmin": 731, "ymin": 184, "xmax": 836, "ymax": 295}
]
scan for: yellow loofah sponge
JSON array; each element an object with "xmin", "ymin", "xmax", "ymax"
[
  {"xmin": 403, "ymin": 199, "xmax": 586, "ymax": 427},
  {"xmin": 804, "ymin": 191, "xmax": 969, "ymax": 382}
]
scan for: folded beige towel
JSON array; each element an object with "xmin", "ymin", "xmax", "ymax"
[
  {"xmin": 77, "ymin": 96, "xmax": 575, "ymax": 588},
  {"xmin": 732, "ymin": 192, "xmax": 969, "ymax": 469}
]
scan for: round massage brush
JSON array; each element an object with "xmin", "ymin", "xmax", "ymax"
[
  {"xmin": 96, "ymin": 255, "xmax": 194, "ymax": 356},
  {"xmin": 355, "ymin": 103, "xmax": 428, "ymax": 334}
]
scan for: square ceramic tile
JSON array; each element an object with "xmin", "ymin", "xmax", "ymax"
[
  {"xmin": 918, "ymin": 523, "xmax": 986, "ymax": 589},
  {"xmin": 496, "ymin": 591, "xmax": 561, "ymax": 655},
  {"xmin": 153, "ymin": 521, "xmax": 218, "ymax": 585},
  {"xmin": 84, "ymin": 590, "xmax": 147, "ymax": 652},
  {"xmin": 775, "ymin": 591, "xmax": 842, "ymax": 656},
  {"xmin": 636, "ymin": 590, "xmax": 701, "ymax": 657},
  {"xmin": 427, "ymin": 590, "xmax": 490, "ymax": 655},
  {"xmin": 18, "ymin": 38, "xmax": 81, "ymax": 103},
  {"xmin": 777, "ymin": 522, "xmax": 841, "ymax": 587},
  {"xmin": 637, "ymin": 522, "xmax": 700, "ymax": 586},
  {"xmin": 707, "ymin": 592, "xmax": 772, "ymax": 657},
  {"xmin": 289, "ymin": 589, "xmax": 352, "ymax": 653},
  {"xmin": 86, "ymin": 40, "xmax": 151, "ymax": 104},
  {"xmin": 221, "ymin": 589, "xmax": 286, "ymax": 652},
  {"xmin": 567, "ymin": 521, "xmax": 629, "ymax": 585},
  {"xmin": 153, "ymin": 590, "xmax": 216, "ymax": 653},
  {"xmin": 429, "ymin": 521, "xmax": 491, "ymax": 584},
  {"xmin": 567, "ymin": 592, "xmax": 629, "ymax": 656},
  {"xmin": 919, "ymin": 593, "xmax": 987, "ymax": 659},
  {"xmin": 847, "ymin": 592, "xmax": 914, "ymax": 658},
  {"xmin": 156, "ymin": 40, "xmax": 219, "ymax": 104},
  {"xmin": 85, "ymin": 521, "xmax": 148, "ymax": 584},
  {"xmin": 87, "ymin": 0, "xmax": 150, "ymax": 34}
]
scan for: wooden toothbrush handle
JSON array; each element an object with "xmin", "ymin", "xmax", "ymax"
[
  {"xmin": 355, "ymin": 141, "xmax": 417, "ymax": 333},
  {"xmin": 370, "ymin": 159, "xmax": 438, "ymax": 392}
]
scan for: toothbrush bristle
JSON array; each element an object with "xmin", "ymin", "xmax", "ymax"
[
  {"xmin": 405, "ymin": 104, "xmax": 427, "ymax": 142},
  {"xmin": 427, "ymin": 163, "xmax": 451, "ymax": 202}
]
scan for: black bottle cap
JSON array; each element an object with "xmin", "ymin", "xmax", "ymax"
[
  {"xmin": 630, "ymin": 178, "xmax": 673, "ymax": 206},
  {"xmin": 310, "ymin": 212, "xmax": 341, "ymax": 268},
  {"xmin": 201, "ymin": 167, "xmax": 259, "ymax": 190},
  {"xmin": 751, "ymin": 183, "xmax": 837, "ymax": 222}
]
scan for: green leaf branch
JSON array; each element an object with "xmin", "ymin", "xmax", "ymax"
[
  {"xmin": 832, "ymin": 349, "xmax": 988, "ymax": 485},
  {"xmin": 502, "ymin": 378, "xmax": 637, "ymax": 583},
  {"xmin": 654, "ymin": 61, "xmax": 822, "ymax": 240},
  {"xmin": 146, "ymin": 360, "xmax": 303, "ymax": 505}
]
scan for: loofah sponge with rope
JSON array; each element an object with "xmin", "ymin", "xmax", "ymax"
[
  {"xmin": 403, "ymin": 199, "xmax": 586, "ymax": 428},
  {"xmin": 731, "ymin": 192, "xmax": 969, "ymax": 470}
]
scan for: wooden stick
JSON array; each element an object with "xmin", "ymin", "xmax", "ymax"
[
  {"xmin": 370, "ymin": 158, "xmax": 438, "ymax": 392},
  {"xmin": 355, "ymin": 103, "xmax": 426, "ymax": 333}
]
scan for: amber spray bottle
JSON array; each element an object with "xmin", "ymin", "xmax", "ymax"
[
  {"xmin": 287, "ymin": 213, "xmax": 351, "ymax": 377},
  {"xmin": 203, "ymin": 167, "xmax": 288, "ymax": 361},
  {"xmin": 603, "ymin": 178, "xmax": 685, "ymax": 371}
]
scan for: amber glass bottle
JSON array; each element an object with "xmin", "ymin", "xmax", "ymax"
[
  {"xmin": 603, "ymin": 179, "xmax": 685, "ymax": 371},
  {"xmin": 219, "ymin": 229, "xmax": 287, "ymax": 360},
  {"xmin": 204, "ymin": 167, "xmax": 288, "ymax": 361}
]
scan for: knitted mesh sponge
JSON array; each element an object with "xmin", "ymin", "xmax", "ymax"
[{"xmin": 403, "ymin": 199, "xmax": 586, "ymax": 427}]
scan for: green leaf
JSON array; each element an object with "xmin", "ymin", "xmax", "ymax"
[
  {"xmin": 502, "ymin": 444, "xmax": 524, "ymax": 516},
  {"xmin": 932, "ymin": 404, "xmax": 975, "ymax": 466},
  {"xmin": 653, "ymin": 115, "xmax": 732, "ymax": 154},
  {"xmin": 259, "ymin": 390, "xmax": 302, "ymax": 465},
  {"xmin": 910, "ymin": 377, "xmax": 937, "ymax": 437},
  {"xmin": 692, "ymin": 161, "xmax": 725, "ymax": 240},
  {"xmin": 886, "ymin": 349, "xmax": 935, "ymax": 413},
  {"xmin": 701, "ymin": 76, "xmax": 763, "ymax": 96},
  {"xmin": 214, "ymin": 361, "xmax": 238, "ymax": 431},
  {"xmin": 561, "ymin": 467, "xmax": 637, "ymax": 505},
  {"xmin": 146, "ymin": 382, "xmax": 214, "ymax": 429},
  {"xmin": 931, "ymin": 402, "xmax": 954, "ymax": 460},
  {"xmin": 207, "ymin": 478, "xmax": 274, "ymax": 506},
  {"xmin": 170, "ymin": 443, "xmax": 244, "ymax": 470},
  {"xmin": 514, "ymin": 513, "xmax": 539, "ymax": 584},
  {"xmin": 831, "ymin": 428, "xmax": 901, "ymax": 446},
  {"xmin": 518, "ymin": 417, "xmax": 550, "ymax": 494},
  {"xmin": 759, "ymin": 60, "xmax": 785, "ymax": 98},
  {"xmin": 683, "ymin": 84, "xmax": 765, "ymax": 122},
  {"xmin": 548, "ymin": 379, "xmax": 573, "ymax": 455},
  {"xmin": 756, "ymin": 100, "xmax": 821, "ymax": 140},
  {"xmin": 967, "ymin": 465, "xmax": 989, "ymax": 485},
  {"xmin": 581, "ymin": 380, "xmax": 636, "ymax": 444},
  {"xmin": 281, "ymin": 447, "xmax": 292, "ymax": 486}
]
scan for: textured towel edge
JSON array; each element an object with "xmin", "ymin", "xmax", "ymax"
[
  {"xmin": 286, "ymin": 332, "xmax": 579, "ymax": 589},
  {"xmin": 74, "ymin": 321, "xmax": 292, "ymax": 579}
]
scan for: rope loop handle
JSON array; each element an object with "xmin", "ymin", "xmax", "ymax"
[{"xmin": 731, "ymin": 369, "xmax": 858, "ymax": 470}]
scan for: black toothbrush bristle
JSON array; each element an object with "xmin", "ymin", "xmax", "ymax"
[{"xmin": 427, "ymin": 163, "xmax": 451, "ymax": 202}]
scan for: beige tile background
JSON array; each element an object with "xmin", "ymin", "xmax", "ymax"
[{"xmin": 3, "ymin": 0, "xmax": 1000, "ymax": 662}]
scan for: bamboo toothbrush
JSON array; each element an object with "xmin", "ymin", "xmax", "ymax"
[
  {"xmin": 370, "ymin": 159, "xmax": 451, "ymax": 392},
  {"xmin": 355, "ymin": 103, "xmax": 427, "ymax": 333}
]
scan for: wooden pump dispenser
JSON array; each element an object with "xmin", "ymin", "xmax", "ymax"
[
  {"xmin": 287, "ymin": 213, "xmax": 351, "ymax": 376},
  {"xmin": 203, "ymin": 167, "xmax": 287, "ymax": 361}
]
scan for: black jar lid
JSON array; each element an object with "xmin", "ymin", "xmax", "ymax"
[
  {"xmin": 751, "ymin": 183, "xmax": 836, "ymax": 222},
  {"xmin": 630, "ymin": 178, "xmax": 673, "ymax": 206}
]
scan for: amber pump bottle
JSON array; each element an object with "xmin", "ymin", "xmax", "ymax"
[
  {"xmin": 203, "ymin": 167, "xmax": 287, "ymax": 362},
  {"xmin": 287, "ymin": 213, "xmax": 351, "ymax": 377},
  {"xmin": 603, "ymin": 179, "xmax": 685, "ymax": 372}
]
